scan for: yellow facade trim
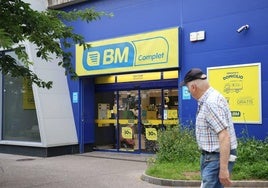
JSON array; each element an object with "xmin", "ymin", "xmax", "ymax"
[
  {"xmin": 95, "ymin": 76, "xmax": 116, "ymax": 84},
  {"xmin": 117, "ymin": 72, "xmax": 161, "ymax": 83},
  {"xmin": 95, "ymin": 71, "xmax": 178, "ymax": 84},
  {"xmin": 95, "ymin": 119, "xmax": 179, "ymax": 126},
  {"xmin": 163, "ymin": 70, "xmax": 178, "ymax": 79}
]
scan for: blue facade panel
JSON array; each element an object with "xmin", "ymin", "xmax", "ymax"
[
  {"xmin": 64, "ymin": 0, "xmax": 181, "ymax": 41},
  {"xmin": 180, "ymin": 0, "xmax": 268, "ymax": 139},
  {"xmin": 63, "ymin": 0, "xmax": 268, "ymax": 142}
]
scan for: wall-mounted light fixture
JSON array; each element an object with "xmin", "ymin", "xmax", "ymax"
[
  {"xmin": 236, "ymin": 24, "xmax": 249, "ymax": 33},
  {"xmin": 190, "ymin": 31, "xmax": 206, "ymax": 42}
]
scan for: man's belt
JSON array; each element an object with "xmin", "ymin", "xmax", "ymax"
[{"xmin": 201, "ymin": 150, "xmax": 219, "ymax": 155}]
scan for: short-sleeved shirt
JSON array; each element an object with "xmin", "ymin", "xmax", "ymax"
[{"xmin": 196, "ymin": 87, "xmax": 237, "ymax": 152}]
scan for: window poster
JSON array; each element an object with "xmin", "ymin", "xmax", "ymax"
[
  {"xmin": 98, "ymin": 103, "xmax": 110, "ymax": 127},
  {"xmin": 207, "ymin": 63, "xmax": 261, "ymax": 124},
  {"xmin": 23, "ymin": 77, "xmax": 35, "ymax": 110}
]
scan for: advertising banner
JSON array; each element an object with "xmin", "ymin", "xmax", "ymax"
[
  {"xmin": 76, "ymin": 27, "xmax": 179, "ymax": 76},
  {"xmin": 23, "ymin": 78, "xmax": 35, "ymax": 109},
  {"xmin": 207, "ymin": 63, "xmax": 262, "ymax": 124}
]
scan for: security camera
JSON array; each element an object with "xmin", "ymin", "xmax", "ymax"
[{"xmin": 236, "ymin": 25, "xmax": 249, "ymax": 33}]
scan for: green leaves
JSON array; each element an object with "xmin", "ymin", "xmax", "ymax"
[
  {"xmin": 50, "ymin": 8, "xmax": 113, "ymax": 23},
  {"xmin": 156, "ymin": 125, "xmax": 199, "ymax": 163},
  {"xmin": 0, "ymin": 0, "xmax": 112, "ymax": 89},
  {"xmin": 0, "ymin": 53, "xmax": 52, "ymax": 88},
  {"xmin": 0, "ymin": 29, "xmax": 14, "ymax": 49},
  {"xmin": 232, "ymin": 137, "xmax": 268, "ymax": 180}
]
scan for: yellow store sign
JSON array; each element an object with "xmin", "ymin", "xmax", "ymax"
[
  {"xmin": 207, "ymin": 63, "xmax": 262, "ymax": 124},
  {"xmin": 76, "ymin": 27, "xmax": 179, "ymax": 76}
]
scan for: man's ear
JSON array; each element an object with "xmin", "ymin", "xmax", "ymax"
[{"xmin": 190, "ymin": 83, "xmax": 196, "ymax": 90}]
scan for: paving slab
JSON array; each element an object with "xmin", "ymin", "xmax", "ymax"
[{"xmin": 0, "ymin": 152, "xmax": 267, "ymax": 188}]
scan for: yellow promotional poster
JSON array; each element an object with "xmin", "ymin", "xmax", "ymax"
[
  {"xmin": 145, "ymin": 128, "xmax": 157, "ymax": 141},
  {"xmin": 207, "ymin": 63, "xmax": 261, "ymax": 124},
  {"xmin": 167, "ymin": 109, "xmax": 178, "ymax": 119},
  {"xmin": 76, "ymin": 27, "xmax": 179, "ymax": 76},
  {"xmin": 121, "ymin": 127, "xmax": 133, "ymax": 139},
  {"xmin": 23, "ymin": 78, "xmax": 35, "ymax": 109}
]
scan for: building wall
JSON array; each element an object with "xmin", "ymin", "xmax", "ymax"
[
  {"xmin": 63, "ymin": 0, "xmax": 268, "ymax": 140},
  {"xmin": 48, "ymin": 0, "xmax": 86, "ymax": 8},
  {"xmin": 28, "ymin": 0, "xmax": 78, "ymax": 147},
  {"xmin": 1, "ymin": 0, "xmax": 78, "ymax": 148},
  {"xmin": 180, "ymin": 0, "xmax": 268, "ymax": 139}
]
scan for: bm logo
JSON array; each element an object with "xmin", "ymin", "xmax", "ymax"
[{"xmin": 82, "ymin": 43, "xmax": 135, "ymax": 70}]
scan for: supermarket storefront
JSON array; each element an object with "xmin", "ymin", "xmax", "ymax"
[
  {"xmin": 1, "ymin": 0, "xmax": 268, "ymax": 158},
  {"xmin": 64, "ymin": 0, "xmax": 268, "ymax": 155},
  {"xmin": 93, "ymin": 72, "xmax": 178, "ymax": 153},
  {"xmin": 73, "ymin": 27, "xmax": 180, "ymax": 153}
]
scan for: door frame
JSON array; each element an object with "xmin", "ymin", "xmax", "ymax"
[{"xmin": 94, "ymin": 79, "xmax": 178, "ymax": 153}]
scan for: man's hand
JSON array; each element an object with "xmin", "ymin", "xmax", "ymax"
[{"xmin": 219, "ymin": 168, "xmax": 232, "ymax": 187}]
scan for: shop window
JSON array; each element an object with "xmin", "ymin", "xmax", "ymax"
[
  {"xmin": 1, "ymin": 51, "xmax": 40, "ymax": 142},
  {"xmin": 163, "ymin": 89, "xmax": 179, "ymax": 126},
  {"xmin": 93, "ymin": 88, "xmax": 179, "ymax": 153},
  {"xmin": 94, "ymin": 91, "xmax": 116, "ymax": 149}
]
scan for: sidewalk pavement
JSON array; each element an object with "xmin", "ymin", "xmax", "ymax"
[{"xmin": 0, "ymin": 151, "xmax": 267, "ymax": 188}]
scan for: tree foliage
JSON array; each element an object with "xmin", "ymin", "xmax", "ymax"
[{"xmin": 0, "ymin": 0, "xmax": 111, "ymax": 88}]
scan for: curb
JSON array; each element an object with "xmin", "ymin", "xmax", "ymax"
[
  {"xmin": 141, "ymin": 173, "xmax": 200, "ymax": 187},
  {"xmin": 141, "ymin": 173, "xmax": 268, "ymax": 187}
]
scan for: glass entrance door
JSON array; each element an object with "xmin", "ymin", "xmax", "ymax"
[
  {"xmin": 94, "ymin": 88, "xmax": 178, "ymax": 153},
  {"xmin": 94, "ymin": 91, "xmax": 117, "ymax": 150},
  {"xmin": 118, "ymin": 90, "xmax": 138, "ymax": 151},
  {"xmin": 117, "ymin": 89, "xmax": 163, "ymax": 152},
  {"xmin": 140, "ymin": 89, "xmax": 162, "ymax": 152}
]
